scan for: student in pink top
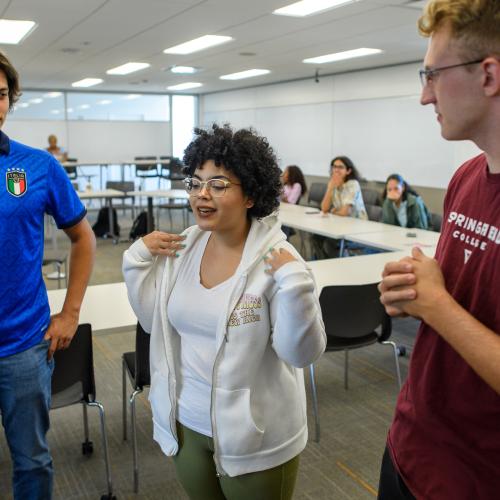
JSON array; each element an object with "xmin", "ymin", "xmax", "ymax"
[
  {"xmin": 281, "ymin": 165, "xmax": 307, "ymax": 205},
  {"xmin": 281, "ymin": 165, "xmax": 307, "ymax": 239}
]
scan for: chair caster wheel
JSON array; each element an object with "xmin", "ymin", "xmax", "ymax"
[
  {"xmin": 397, "ymin": 346, "xmax": 407, "ymax": 357},
  {"xmin": 82, "ymin": 440, "xmax": 94, "ymax": 455},
  {"xmin": 100, "ymin": 495, "xmax": 117, "ymax": 500}
]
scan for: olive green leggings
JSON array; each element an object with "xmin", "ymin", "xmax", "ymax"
[{"xmin": 172, "ymin": 422, "xmax": 300, "ymax": 500}]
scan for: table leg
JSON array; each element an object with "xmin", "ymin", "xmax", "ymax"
[
  {"xmin": 147, "ymin": 196, "xmax": 154, "ymax": 233},
  {"xmin": 107, "ymin": 198, "xmax": 118, "ymax": 244}
]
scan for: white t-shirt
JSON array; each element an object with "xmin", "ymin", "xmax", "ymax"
[{"xmin": 167, "ymin": 231, "xmax": 236, "ymax": 437}]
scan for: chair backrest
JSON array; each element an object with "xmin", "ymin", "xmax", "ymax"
[
  {"xmin": 168, "ymin": 158, "xmax": 185, "ymax": 180},
  {"xmin": 51, "ymin": 323, "xmax": 96, "ymax": 409},
  {"xmin": 361, "ymin": 188, "xmax": 381, "ymax": 206},
  {"xmin": 366, "ymin": 204, "xmax": 382, "ymax": 222},
  {"xmin": 134, "ymin": 156, "xmax": 158, "ymax": 174},
  {"xmin": 319, "ymin": 283, "xmax": 391, "ymax": 343},
  {"xmin": 135, "ymin": 322, "xmax": 151, "ymax": 388},
  {"xmin": 64, "ymin": 165, "xmax": 78, "ymax": 180},
  {"xmin": 429, "ymin": 212, "xmax": 442, "ymax": 232},
  {"xmin": 308, "ymin": 182, "xmax": 327, "ymax": 207},
  {"xmin": 106, "ymin": 181, "xmax": 135, "ymax": 193}
]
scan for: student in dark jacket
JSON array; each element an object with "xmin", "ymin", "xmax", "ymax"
[{"xmin": 381, "ymin": 174, "xmax": 429, "ymax": 229}]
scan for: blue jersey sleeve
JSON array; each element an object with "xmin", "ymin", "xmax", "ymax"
[{"xmin": 45, "ymin": 157, "xmax": 86, "ymax": 229}]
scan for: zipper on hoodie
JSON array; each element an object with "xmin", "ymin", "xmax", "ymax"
[{"xmin": 210, "ymin": 273, "xmax": 248, "ymax": 477}]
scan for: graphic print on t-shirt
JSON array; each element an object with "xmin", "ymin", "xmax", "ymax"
[
  {"xmin": 6, "ymin": 168, "xmax": 27, "ymax": 197},
  {"xmin": 228, "ymin": 294, "xmax": 262, "ymax": 327},
  {"xmin": 446, "ymin": 210, "xmax": 500, "ymax": 258}
]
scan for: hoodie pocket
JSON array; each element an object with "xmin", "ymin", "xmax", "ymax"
[
  {"xmin": 149, "ymin": 372, "xmax": 173, "ymax": 434},
  {"xmin": 215, "ymin": 387, "xmax": 265, "ymax": 456}
]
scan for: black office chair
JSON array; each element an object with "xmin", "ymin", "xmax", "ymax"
[
  {"xmin": 63, "ymin": 158, "xmax": 78, "ymax": 181},
  {"xmin": 429, "ymin": 212, "xmax": 442, "ymax": 232},
  {"xmin": 122, "ymin": 322, "xmax": 151, "ymax": 493},
  {"xmin": 51, "ymin": 323, "xmax": 116, "ymax": 500},
  {"xmin": 366, "ymin": 204, "xmax": 383, "ymax": 222},
  {"xmin": 308, "ymin": 182, "xmax": 327, "ymax": 208},
  {"xmin": 361, "ymin": 187, "xmax": 381, "ymax": 207},
  {"xmin": 309, "ymin": 283, "xmax": 401, "ymax": 442},
  {"xmin": 106, "ymin": 180, "xmax": 136, "ymax": 218}
]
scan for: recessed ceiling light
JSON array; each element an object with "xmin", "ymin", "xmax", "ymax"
[
  {"xmin": 18, "ymin": 103, "xmax": 29, "ymax": 108},
  {"xmin": 29, "ymin": 98, "xmax": 43, "ymax": 104},
  {"xmin": 72, "ymin": 78, "xmax": 103, "ymax": 88},
  {"xmin": 67, "ymin": 108, "xmax": 74, "ymax": 113},
  {"xmin": 50, "ymin": 110, "xmax": 61, "ymax": 115},
  {"xmin": 220, "ymin": 69, "xmax": 270, "ymax": 80},
  {"xmin": 0, "ymin": 19, "xmax": 36, "ymax": 44},
  {"xmin": 78, "ymin": 104, "xmax": 90, "ymax": 110},
  {"xmin": 123, "ymin": 94, "xmax": 141, "ymax": 100},
  {"xmin": 167, "ymin": 82, "xmax": 203, "ymax": 91},
  {"xmin": 170, "ymin": 66, "xmax": 198, "ymax": 74},
  {"xmin": 98, "ymin": 99, "xmax": 112, "ymax": 105},
  {"xmin": 273, "ymin": 0, "xmax": 357, "ymax": 17},
  {"xmin": 164, "ymin": 35, "xmax": 232, "ymax": 55},
  {"xmin": 303, "ymin": 47, "xmax": 382, "ymax": 64},
  {"xmin": 106, "ymin": 62, "xmax": 150, "ymax": 75},
  {"xmin": 44, "ymin": 92, "xmax": 62, "ymax": 98}
]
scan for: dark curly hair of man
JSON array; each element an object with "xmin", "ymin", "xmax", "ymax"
[{"xmin": 183, "ymin": 123, "xmax": 282, "ymax": 219}]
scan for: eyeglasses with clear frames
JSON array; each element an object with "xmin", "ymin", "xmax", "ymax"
[
  {"xmin": 183, "ymin": 177, "xmax": 241, "ymax": 197},
  {"xmin": 419, "ymin": 59, "xmax": 484, "ymax": 87}
]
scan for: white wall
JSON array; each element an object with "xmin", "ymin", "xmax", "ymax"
[
  {"xmin": 201, "ymin": 63, "xmax": 481, "ymax": 189},
  {"xmin": 3, "ymin": 119, "xmax": 172, "ymax": 163}
]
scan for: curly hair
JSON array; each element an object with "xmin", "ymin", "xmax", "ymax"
[
  {"xmin": 418, "ymin": 0, "xmax": 500, "ymax": 60},
  {"xmin": 183, "ymin": 124, "xmax": 282, "ymax": 219},
  {"xmin": 0, "ymin": 51, "xmax": 21, "ymax": 111}
]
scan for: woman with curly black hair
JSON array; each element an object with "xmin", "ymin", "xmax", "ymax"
[{"xmin": 123, "ymin": 124, "xmax": 326, "ymax": 500}]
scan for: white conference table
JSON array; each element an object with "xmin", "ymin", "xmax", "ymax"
[
  {"xmin": 78, "ymin": 189, "xmax": 127, "ymax": 242},
  {"xmin": 47, "ymin": 251, "xmax": 412, "ymax": 333},
  {"xmin": 48, "ymin": 282, "xmax": 136, "ymax": 333},
  {"xmin": 128, "ymin": 189, "xmax": 190, "ymax": 232},
  {"xmin": 279, "ymin": 202, "xmax": 439, "ymax": 256}
]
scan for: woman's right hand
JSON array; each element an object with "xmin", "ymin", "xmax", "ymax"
[{"xmin": 142, "ymin": 231, "xmax": 186, "ymax": 257}]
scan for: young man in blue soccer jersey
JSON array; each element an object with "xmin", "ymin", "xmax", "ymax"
[{"xmin": 0, "ymin": 51, "xmax": 96, "ymax": 499}]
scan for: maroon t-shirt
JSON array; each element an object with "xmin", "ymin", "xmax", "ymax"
[{"xmin": 388, "ymin": 154, "xmax": 500, "ymax": 499}]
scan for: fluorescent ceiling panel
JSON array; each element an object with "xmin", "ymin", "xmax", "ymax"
[
  {"xmin": 106, "ymin": 62, "xmax": 150, "ymax": 75},
  {"xmin": 72, "ymin": 78, "xmax": 104, "ymax": 88},
  {"xmin": 273, "ymin": 0, "xmax": 357, "ymax": 17},
  {"xmin": 0, "ymin": 19, "xmax": 36, "ymax": 44},
  {"xmin": 170, "ymin": 66, "xmax": 198, "ymax": 74},
  {"xmin": 164, "ymin": 35, "xmax": 232, "ymax": 55},
  {"xmin": 220, "ymin": 69, "xmax": 270, "ymax": 80},
  {"xmin": 303, "ymin": 47, "xmax": 382, "ymax": 64},
  {"xmin": 167, "ymin": 82, "xmax": 203, "ymax": 91}
]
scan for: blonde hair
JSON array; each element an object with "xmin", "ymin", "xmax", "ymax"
[{"xmin": 418, "ymin": 0, "xmax": 500, "ymax": 60}]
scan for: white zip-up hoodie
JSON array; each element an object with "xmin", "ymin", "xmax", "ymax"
[{"xmin": 122, "ymin": 215, "xmax": 326, "ymax": 477}]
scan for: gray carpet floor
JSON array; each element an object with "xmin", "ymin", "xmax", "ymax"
[{"xmin": 0, "ymin": 205, "xmax": 420, "ymax": 499}]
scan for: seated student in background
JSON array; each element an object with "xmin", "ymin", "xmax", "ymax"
[
  {"xmin": 281, "ymin": 164, "xmax": 307, "ymax": 239},
  {"xmin": 46, "ymin": 134, "xmax": 67, "ymax": 162},
  {"xmin": 123, "ymin": 124, "xmax": 326, "ymax": 500},
  {"xmin": 320, "ymin": 156, "xmax": 367, "ymax": 219},
  {"xmin": 313, "ymin": 156, "xmax": 367, "ymax": 258},
  {"xmin": 382, "ymin": 174, "xmax": 429, "ymax": 229},
  {"xmin": 281, "ymin": 164, "xmax": 307, "ymax": 205}
]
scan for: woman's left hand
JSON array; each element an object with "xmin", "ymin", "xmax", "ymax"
[{"xmin": 264, "ymin": 248, "xmax": 297, "ymax": 275}]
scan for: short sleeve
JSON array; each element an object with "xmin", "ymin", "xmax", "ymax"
[
  {"xmin": 340, "ymin": 180, "xmax": 360, "ymax": 206},
  {"xmin": 45, "ymin": 157, "xmax": 86, "ymax": 229}
]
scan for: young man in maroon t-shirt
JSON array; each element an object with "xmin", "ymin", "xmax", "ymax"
[{"xmin": 377, "ymin": 1, "xmax": 500, "ymax": 499}]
